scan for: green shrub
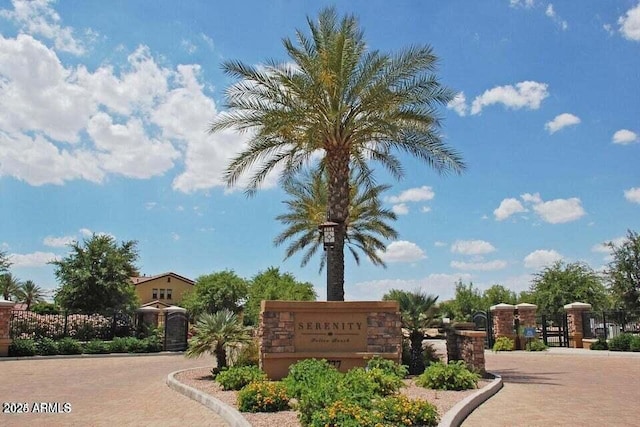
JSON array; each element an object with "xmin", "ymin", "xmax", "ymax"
[
  {"xmin": 283, "ymin": 358, "xmax": 339, "ymax": 399},
  {"xmin": 525, "ymin": 339, "xmax": 547, "ymax": 352},
  {"xmin": 57, "ymin": 337, "xmax": 82, "ymax": 355},
  {"xmin": 109, "ymin": 337, "xmax": 129, "ymax": 353},
  {"xmin": 416, "ymin": 361, "xmax": 480, "ymax": 391},
  {"xmin": 231, "ymin": 339, "xmax": 259, "ymax": 367},
  {"xmin": 337, "ymin": 368, "xmax": 383, "ymax": 405},
  {"xmin": 35, "ymin": 338, "xmax": 59, "ymax": 355},
  {"xmin": 364, "ymin": 367, "xmax": 405, "ymax": 396},
  {"xmin": 126, "ymin": 337, "xmax": 147, "ymax": 353},
  {"xmin": 237, "ymin": 381, "xmax": 289, "ymax": 412},
  {"xmin": 590, "ymin": 338, "xmax": 608, "ymax": 350},
  {"xmin": 366, "ymin": 355, "xmax": 408, "ymax": 379},
  {"xmin": 143, "ymin": 336, "xmax": 162, "ymax": 353},
  {"xmin": 608, "ymin": 333, "xmax": 633, "ymax": 352},
  {"xmin": 9, "ymin": 339, "xmax": 36, "ymax": 357},
  {"xmin": 30, "ymin": 302, "xmax": 60, "ymax": 315},
  {"xmin": 84, "ymin": 340, "xmax": 111, "ymax": 354},
  {"xmin": 493, "ymin": 336, "xmax": 515, "ymax": 352},
  {"xmin": 215, "ymin": 366, "xmax": 267, "ymax": 391},
  {"xmin": 374, "ymin": 395, "xmax": 439, "ymax": 427},
  {"xmin": 629, "ymin": 335, "xmax": 640, "ymax": 352},
  {"xmin": 310, "ymin": 400, "xmax": 380, "ymax": 427}
]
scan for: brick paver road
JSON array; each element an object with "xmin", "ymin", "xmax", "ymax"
[
  {"xmin": 0, "ymin": 354, "xmax": 228, "ymax": 427},
  {"xmin": 463, "ymin": 351, "xmax": 640, "ymax": 427}
]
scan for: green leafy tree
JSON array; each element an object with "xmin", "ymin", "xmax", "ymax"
[
  {"xmin": 383, "ymin": 289, "xmax": 438, "ymax": 375},
  {"xmin": 244, "ymin": 267, "xmax": 316, "ymax": 326},
  {"xmin": 211, "ymin": 7, "xmax": 465, "ymax": 301},
  {"xmin": 438, "ymin": 281, "xmax": 483, "ymax": 322},
  {"xmin": 275, "ymin": 168, "xmax": 398, "ymax": 272},
  {"xmin": 1, "ymin": 273, "xmax": 22, "ymax": 301},
  {"xmin": 185, "ymin": 309, "xmax": 252, "ymax": 370},
  {"xmin": 51, "ymin": 234, "xmax": 140, "ymax": 314},
  {"xmin": 482, "ymin": 284, "xmax": 517, "ymax": 307},
  {"xmin": 529, "ymin": 261, "xmax": 609, "ymax": 316},
  {"xmin": 182, "ymin": 270, "xmax": 248, "ymax": 318},
  {"xmin": 606, "ymin": 230, "xmax": 640, "ymax": 311},
  {"xmin": 17, "ymin": 280, "xmax": 47, "ymax": 310}
]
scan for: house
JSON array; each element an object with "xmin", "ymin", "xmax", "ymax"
[{"xmin": 130, "ymin": 272, "xmax": 194, "ymax": 307}]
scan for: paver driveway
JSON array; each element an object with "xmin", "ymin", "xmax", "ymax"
[
  {"xmin": 463, "ymin": 350, "xmax": 640, "ymax": 427},
  {"xmin": 0, "ymin": 354, "xmax": 228, "ymax": 427}
]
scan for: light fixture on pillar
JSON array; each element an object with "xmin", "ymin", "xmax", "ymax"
[{"xmin": 318, "ymin": 221, "xmax": 338, "ymax": 248}]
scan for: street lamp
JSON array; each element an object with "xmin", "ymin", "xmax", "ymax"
[{"xmin": 318, "ymin": 221, "xmax": 338, "ymax": 248}]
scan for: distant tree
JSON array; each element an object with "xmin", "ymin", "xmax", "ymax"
[
  {"xmin": 51, "ymin": 234, "xmax": 140, "ymax": 314},
  {"xmin": 0, "ymin": 273, "xmax": 22, "ymax": 301},
  {"xmin": 482, "ymin": 284, "xmax": 517, "ymax": 307},
  {"xmin": 244, "ymin": 267, "xmax": 316, "ymax": 326},
  {"xmin": 30, "ymin": 301, "xmax": 60, "ymax": 315},
  {"xmin": 0, "ymin": 249, "xmax": 11, "ymax": 274},
  {"xmin": 18, "ymin": 280, "xmax": 47, "ymax": 311},
  {"xmin": 606, "ymin": 230, "xmax": 640, "ymax": 311},
  {"xmin": 185, "ymin": 309, "xmax": 253, "ymax": 370},
  {"xmin": 274, "ymin": 168, "xmax": 398, "ymax": 272},
  {"xmin": 182, "ymin": 270, "xmax": 248, "ymax": 318},
  {"xmin": 529, "ymin": 261, "xmax": 609, "ymax": 316},
  {"xmin": 438, "ymin": 281, "xmax": 484, "ymax": 322},
  {"xmin": 383, "ymin": 289, "xmax": 438, "ymax": 375}
]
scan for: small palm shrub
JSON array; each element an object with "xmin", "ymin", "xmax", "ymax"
[
  {"xmin": 35, "ymin": 338, "xmax": 59, "ymax": 355},
  {"xmin": 416, "ymin": 361, "xmax": 480, "ymax": 391},
  {"xmin": 9, "ymin": 338, "xmax": 36, "ymax": 356},
  {"xmin": 84, "ymin": 340, "xmax": 111, "ymax": 354},
  {"xmin": 525, "ymin": 339, "xmax": 547, "ymax": 352},
  {"xmin": 57, "ymin": 337, "xmax": 82, "ymax": 355},
  {"xmin": 237, "ymin": 381, "xmax": 289, "ymax": 412},
  {"xmin": 215, "ymin": 366, "xmax": 267, "ymax": 391},
  {"xmin": 608, "ymin": 333, "xmax": 633, "ymax": 352},
  {"xmin": 493, "ymin": 336, "xmax": 515, "ymax": 352},
  {"xmin": 590, "ymin": 338, "xmax": 608, "ymax": 350}
]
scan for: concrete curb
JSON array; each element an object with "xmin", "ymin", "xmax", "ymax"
[
  {"xmin": 438, "ymin": 372, "xmax": 503, "ymax": 427},
  {"xmin": 167, "ymin": 367, "xmax": 251, "ymax": 427},
  {"xmin": 486, "ymin": 348, "xmax": 640, "ymax": 358},
  {"xmin": 0, "ymin": 351, "xmax": 185, "ymax": 362}
]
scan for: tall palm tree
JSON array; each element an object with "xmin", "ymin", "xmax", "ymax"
[
  {"xmin": 0, "ymin": 273, "xmax": 22, "ymax": 301},
  {"xmin": 185, "ymin": 310, "xmax": 252, "ymax": 370},
  {"xmin": 211, "ymin": 8, "xmax": 465, "ymax": 301},
  {"xmin": 384, "ymin": 289, "xmax": 439, "ymax": 375},
  {"xmin": 18, "ymin": 280, "xmax": 47, "ymax": 311},
  {"xmin": 275, "ymin": 168, "xmax": 398, "ymax": 272}
]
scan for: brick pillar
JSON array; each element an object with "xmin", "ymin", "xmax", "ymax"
[
  {"xmin": 516, "ymin": 303, "xmax": 537, "ymax": 350},
  {"xmin": 564, "ymin": 302, "xmax": 592, "ymax": 348},
  {"xmin": 490, "ymin": 303, "xmax": 516, "ymax": 345},
  {"xmin": 0, "ymin": 299, "xmax": 16, "ymax": 357}
]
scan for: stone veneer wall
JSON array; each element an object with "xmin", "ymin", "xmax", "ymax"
[
  {"xmin": 0, "ymin": 300, "xmax": 15, "ymax": 357},
  {"xmin": 564, "ymin": 302, "xmax": 592, "ymax": 348},
  {"xmin": 491, "ymin": 303, "xmax": 516, "ymax": 342},
  {"xmin": 446, "ymin": 327, "xmax": 486, "ymax": 374}
]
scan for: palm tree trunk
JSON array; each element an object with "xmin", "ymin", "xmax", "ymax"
[
  {"xmin": 409, "ymin": 330, "xmax": 426, "ymax": 375},
  {"xmin": 215, "ymin": 344, "xmax": 228, "ymax": 370},
  {"xmin": 326, "ymin": 147, "xmax": 350, "ymax": 301}
]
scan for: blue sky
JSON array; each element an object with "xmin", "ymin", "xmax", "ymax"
[{"xmin": 1, "ymin": 0, "xmax": 639, "ymax": 302}]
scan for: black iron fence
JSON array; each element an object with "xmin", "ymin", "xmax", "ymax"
[
  {"xmin": 582, "ymin": 310, "xmax": 640, "ymax": 340},
  {"xmin": 10, "ymin": 310, "xmax": 136, "ymax": 341},
  {"xmin": 537, "ymin": 313, "xmax": 571, "ymax": 347}
]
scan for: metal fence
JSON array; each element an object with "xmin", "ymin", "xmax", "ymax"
[
  {"xmin": 582, "ymin": 310, "xmax": 640, "ymax": 340},
  {"xmin": 538, "ymin": 313, "xmax": 571, "ymax": 347},
  {"xmin": 10, "ymin": 310, "xmax": 136, "ymax": 341}
]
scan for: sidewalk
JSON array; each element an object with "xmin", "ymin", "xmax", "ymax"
[{"xmin": 463, "ymin": 349, "xmax": 640, "ymax": 426}]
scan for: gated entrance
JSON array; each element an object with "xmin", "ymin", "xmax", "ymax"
[
  {"xmin": 539, "ymin": 313, "xmax": 571, "ymax": 347},
  {"xmin": 163, "ymin": 310, "xmax": 189, "ymax": 351},
  {"xmin": 472, "ymin": 310, "xmax": 494, "ymax": 349}
]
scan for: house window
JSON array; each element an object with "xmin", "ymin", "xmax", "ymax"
[
  {"xmin": 167, "ymin": 288, "xmax": 173, "ymax": 300},
  {"xmin": 152, "ymin": 288, "xmax": 158, "ymax": 299},
  {"xmin": 159, "ymin": 289, "xmax": 165, "ymax": 299}
]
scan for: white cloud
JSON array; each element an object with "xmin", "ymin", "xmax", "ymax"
[
  {"xmin": 509, "ymin": 0, "xmax": 535, "ymax": 8},
  {"xmin": 9, "ymin": 251, "xmax": 59, "ymax": 267},
  {"xmin": 79, "ymin": 228, "xmax": 93, "ymax": 237},
  {"xmin": 532, "ymin": 197, "xmax": 585, "ymax": 224},
  {"xmin": 591, "ymin": 237, "xmax": 626, "ymax": 256},
  {"xmin": 200, "ymin": 33, "xmax": 214, "ymax": 49},
  {"xmin": 348, "ymin": 273, "xmax": 472, "ymax": 301},
  {"xmin": 521, "ymin": 192, "xmax": 542, "ymax": 204},
  {"xmin": 545, "ymin": 113, "xmax": 580, "ymax": 134},
  {"xmin": 450, "ymin": 260, "xmax": 507, "ymax": 271},
  {"xmin": 434, "ymin": 241, "xmax": 447, "ymax": 247},
  {"xmin": 603, "ymin": 24, "xmax": 615, "ymax": 36},
  {"xmin": 171, "ymin": 232, "xmax": 180, "ymax": 241},
  {"xmin": 392, "ymin": 204, "xmax": 409, "ymax": 215},
  {"xmin": 624, "ymin": 187, "xmax": 640, "ymax": 204},
  {"xmin": 377, "ymin": 241, "xmax": 427, "ymax": 263},
  {"xmin": 145, "ymin": 202, "xmax": 157, "ymax": 210},
  {"xmin": 387, "ymin": 186, "xmax": 435, "ymax": 203},
  {"xmin": 494, "ymin": 198, "xmax": 527, "ymax": 221},
  {"xmin": 612, "ymin": 129, "xmax": 638, "ymax": 145},
  {"xmin": 470, "ymin": 81, "xmax": 549, "ymax": 115},
  {"xmin": 524, "ymin": 249, "xmax": 563, "ymax": 269},
  {"xmin": 451, "ymin": 240, "xmax": 496, "ymax": 255},
  {"xmin": 421, "ymin": 206, "xmax": 432, "ymax": 213},
  {"xmin": 181, "ymin": 39, "xmax": 197, "ymax": 54},
  {"xmin": 43, "ymin": 235, "xmax": 75, "ymax": 248},
  {"xmin": 618, "ymin": 2, "xmax": 640, "ymax": 41},
  {"xmin": 545, "ymin": 4, "xmax": 568, "ymax": 30},
  {"xmin": 447, "ymin": 92, "xmax": 468, "ymax": 116},
  {"xmin": 0, "ymin": 0, "xmax": 90, "ymax": 55}
]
